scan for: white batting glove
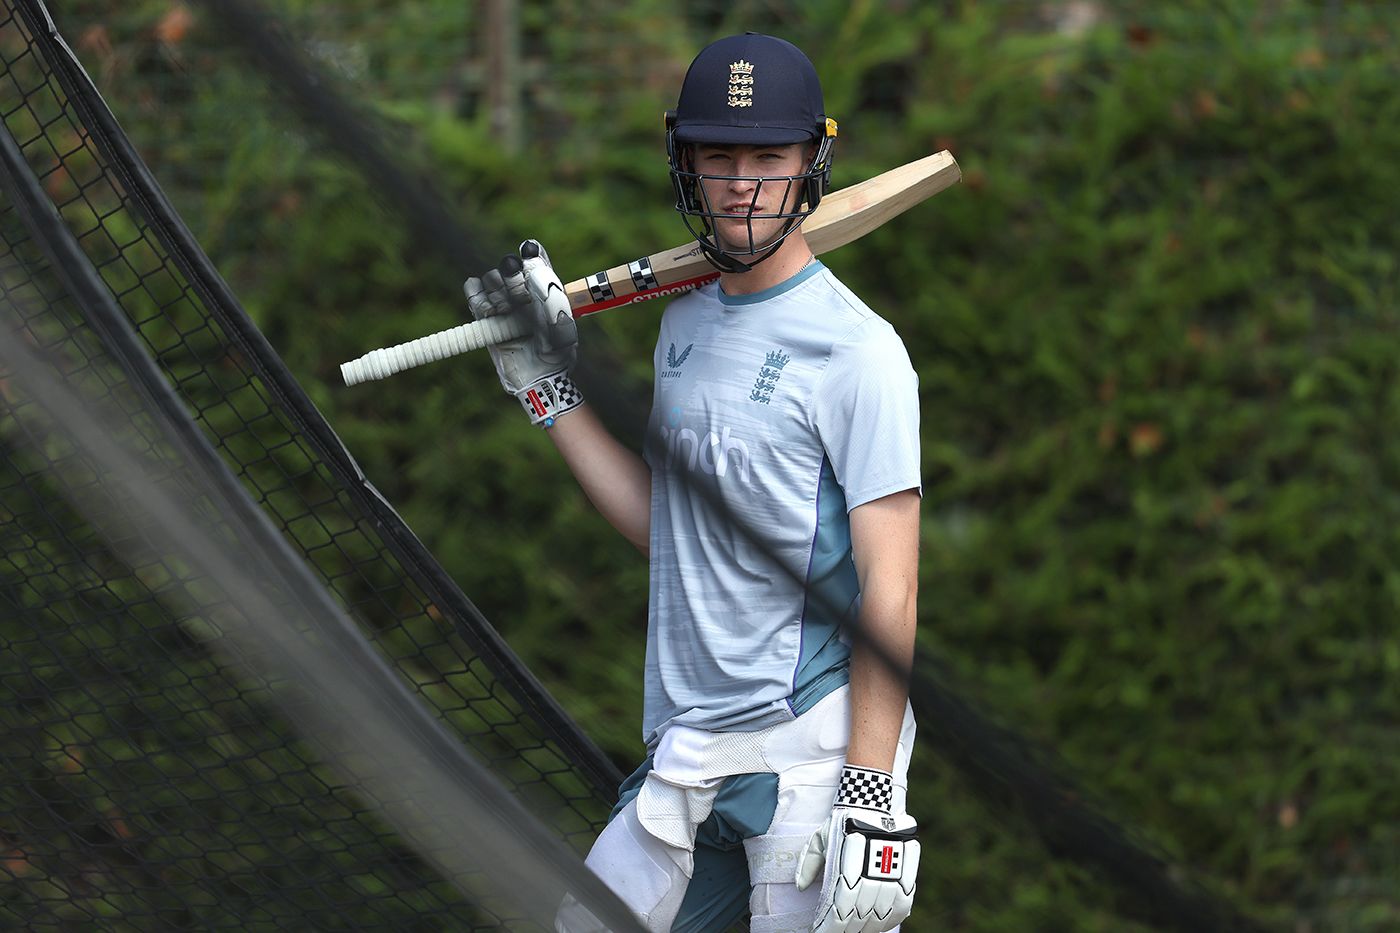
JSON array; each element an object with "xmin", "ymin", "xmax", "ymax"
[
  {"xmin": 464, "ymin": 239, "xmax": 582, "ymax": 427},
  {"xmin": 795, "ymin": 765, "xmax": 920, "ymax": 933}
]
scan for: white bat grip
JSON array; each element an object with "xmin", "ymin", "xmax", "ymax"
[{"xmin": 340, "ymin": 314, "xmax": 531, "ymax": 386}]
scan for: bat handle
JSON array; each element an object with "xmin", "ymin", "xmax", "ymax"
[{"xmin": 340, "ymin": 314, "xmax": 531, "ymax": 386}]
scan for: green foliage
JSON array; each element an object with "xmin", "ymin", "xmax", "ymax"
[{"xmin": 25, "ymin": 0, "xmax": 1400, "ymax": 928}]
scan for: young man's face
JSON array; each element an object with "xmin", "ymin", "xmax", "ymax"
[{"xmin": 691, "ymin": 143, "xmax": 811, "ymax": 254}]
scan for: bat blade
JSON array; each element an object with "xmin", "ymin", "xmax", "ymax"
[
  {"xmin": 341, "ymin": 150, "xmax": 960, "ymax": 386},
  {"xmin": 563, "ymin": 150, "xmax": 960, "ymax": 318}
]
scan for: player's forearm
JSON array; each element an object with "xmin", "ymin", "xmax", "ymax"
[
  {"xmin": 844, "ymin": 576, "xmax": 916, "ymax": 771},
  {"xmin": 845, "ymin": 490, "xmax": 920, "ymax": 770},
  {"xmin": 547, "ymin": 402, "xmax": 651, "ymax": 555}
]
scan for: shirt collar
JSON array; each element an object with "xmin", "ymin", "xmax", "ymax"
[{"xmin": 718, "ymin": 259, "xmax": 825, "ymax": 307}]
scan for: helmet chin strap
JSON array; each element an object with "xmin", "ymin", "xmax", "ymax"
[
  {"xmin": 694, "ymin": 213, "xmax": 805, "ymax": 275},
  {"xmin": 702, "ymin": 246, "xmax": 754, "ymax": 274},
  {"xmin": 697, "ymin": 238, "xmax": 763, "ymax": 274}
]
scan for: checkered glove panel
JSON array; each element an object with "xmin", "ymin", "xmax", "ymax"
[{"xmin": 835, "ymin": 765, "xmax": 894, "ymax": 813}]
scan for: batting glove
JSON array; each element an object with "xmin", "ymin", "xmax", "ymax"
[
  {"xmin": 464, "ymin": 239, "xmax": 582, "ymax": 427},
  {"xmin": 795, "ymin": 765, "xmax": 920, "ymax": 933}
]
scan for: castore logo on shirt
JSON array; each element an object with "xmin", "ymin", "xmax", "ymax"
[{"xmin": 663, "ymin": 342, "xmax": 694, "ymax": 379}]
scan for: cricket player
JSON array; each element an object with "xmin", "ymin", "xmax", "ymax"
[{"xmin": 465, "ymin": 33, "xmax": 922, "ymax": 933}]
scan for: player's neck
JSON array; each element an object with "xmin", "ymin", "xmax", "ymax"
[{"xmin": 717, "ymin": 232, "xmax": 814, "ymax": 298}]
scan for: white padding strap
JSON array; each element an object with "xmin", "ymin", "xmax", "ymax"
[
  {"xmin": 749, "ymin": 908, "xmax": 817, "ymax": 933},
  {"xmin": 745, "ymin": 833, "xmax": 813, "ymax": 883}
]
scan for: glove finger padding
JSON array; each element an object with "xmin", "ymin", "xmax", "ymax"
[
  {"xmin": 464, "ymin": 268, "xmax": 514, "ymax": 321},
  {"xmin": 462, "ymin": 275, "xmax": 491, "ymax": 318},
  {"xmin": 797, "ymin": 765, "xmax": 918, "ymax": 933},
  {"xmin": 518, "ymin": 240, "xmax": 578, "ymax": 372},
  {"xmin": 807, "ymin": 813, "xmax": 919, "ymax": 933}
]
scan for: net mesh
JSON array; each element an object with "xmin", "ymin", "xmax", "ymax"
[{"xmin": 0, "ymin": 1, "xmax": 617, "ymax": 926}]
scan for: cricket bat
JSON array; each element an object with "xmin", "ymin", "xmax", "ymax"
[{"xmin": 341, "ymin": 150, "xmax": 960, "ymax": 386}]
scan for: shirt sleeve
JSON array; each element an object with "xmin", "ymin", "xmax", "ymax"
[{"xmin": 812, "ymin": 319, "xmax": 922, "ymax": 510}]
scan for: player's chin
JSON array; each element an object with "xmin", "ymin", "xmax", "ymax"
[{"xmin": 713, "ymin": 217, "xmax": 784, "ymax": 255}]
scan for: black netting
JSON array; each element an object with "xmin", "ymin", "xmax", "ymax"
[{"xmin": 0, "ymin": 1, "xmax": 620, "ymax": 926}]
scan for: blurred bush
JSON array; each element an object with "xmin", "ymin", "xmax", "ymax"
[{"xmin": 46, "ymin": 0, "xmax": 1400, "ymax": 928}]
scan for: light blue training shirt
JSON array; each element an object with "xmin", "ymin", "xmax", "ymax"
[{"xmin": 640, "ymin": 260, "xmax": 921, "ymax": 750}]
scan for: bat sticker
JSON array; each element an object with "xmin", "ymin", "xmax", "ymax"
[
  {"xmin": 587, "ymin": 270, "xmax": 614, "ymax": 303},
  {"xmin": 629, "ymin": 256, "xmax": 659, "ymax": 292}
]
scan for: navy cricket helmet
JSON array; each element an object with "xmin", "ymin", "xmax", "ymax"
[{"xmin": 665, "ymin": 33, "xmax": 838, "ymax": 272}]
